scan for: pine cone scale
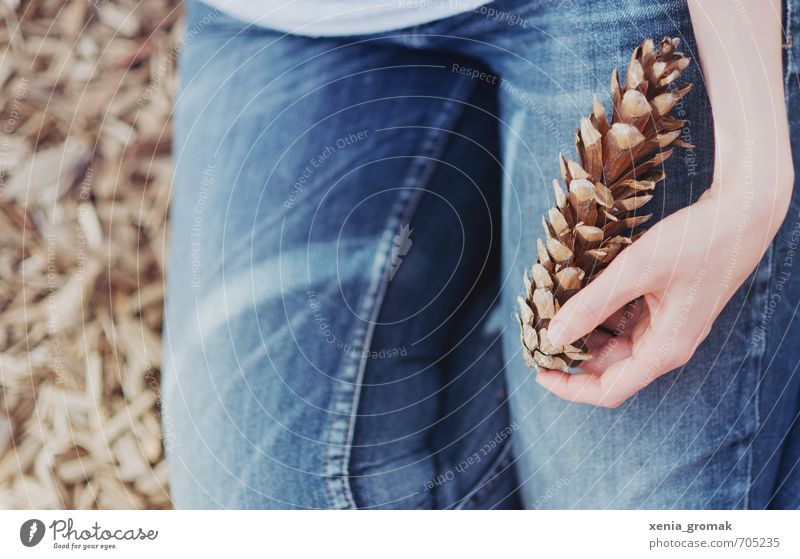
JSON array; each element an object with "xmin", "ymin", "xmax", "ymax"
[{"xmin": 518, "ymin": 36, "xmax": 693, "ymax": 372}]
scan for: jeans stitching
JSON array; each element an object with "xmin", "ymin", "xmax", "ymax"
[
  {"xmin": 743, "ymin": 0, "xmax": 794, "ymax": 509},
  {"xmin": 744, "ymin": 252, "xmax": 776, "ymax": 509},
  {"xmin": 323, "ymin": 79, "xmax": 477, "ymax": 509}
]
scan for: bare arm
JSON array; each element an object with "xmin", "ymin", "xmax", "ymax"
[
  {"xmin": 538, "ymin": 0, "xmax": 794, "ymax": 407},
  {"xmin": 688, "ymin": 0, "xmax": 793, "ymax": 220}
]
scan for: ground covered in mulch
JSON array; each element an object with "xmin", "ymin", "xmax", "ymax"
[{"xmin": 0, "ymin": 0, "xmax": 182, "ymax": 509}]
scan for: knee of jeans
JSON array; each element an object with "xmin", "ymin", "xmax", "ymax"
[
  {"xmin": 162, "ymin": 299, "xmax": 344, "ymax": 509},
  {"xmin": 162, "ymin": 344, "xmax": 336, "ymax": 509},
  {"xmin": 166, "ymin": 436, "xmax": 332, "ymax": 509}
]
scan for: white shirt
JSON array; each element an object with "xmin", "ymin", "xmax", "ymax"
[{"xmin": 200, "ymin": 0, "xmax": 493, "ymax": 37}]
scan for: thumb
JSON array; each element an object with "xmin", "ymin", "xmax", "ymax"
[{"xmin": 547, "ymin": 244, "xmax": 659, "ymax": 346}]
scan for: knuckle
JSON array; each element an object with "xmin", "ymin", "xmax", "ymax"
[
  {"xmin": 599, "ymin": 397, "xmax": 623, "ymax": 409},
  {"xmin": 573, "ymin": 295, "xmax": 605, "ymax": 327},
  {"xmin": 624, "ymin": 248, "xmax": 657, "ymax": 286},
  {"xmin": 675, "ymin": 338, "xmax": 698, "ymax": 362},
  {"xmin": 648, "ymin": 263, "xmax": 670, "ymax": 287},
  {"xmin": 665, "ymin": 349, "xmax": 691, "ymax": 370},
  {"xmin": 598, "ymin": 387, "xmax": 626, "ymax": 409}
]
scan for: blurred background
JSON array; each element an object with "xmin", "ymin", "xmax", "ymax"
[{"xmin": 0, "ymin": 0, "xmax": 181, "ymax": 509}]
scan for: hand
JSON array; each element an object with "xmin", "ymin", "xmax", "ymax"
[{"xmin": 535, "ymin": 150, "xmax": 793, "ymax": 408}]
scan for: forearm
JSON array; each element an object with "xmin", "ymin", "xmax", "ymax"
[{"xmin": 688, "ymin": 0, "xmax": 793, "ymax": 228}]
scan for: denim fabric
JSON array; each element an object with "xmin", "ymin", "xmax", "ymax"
[{"xmin": 163, "ymin": 0, "xmax": 800, "ymax": 509}]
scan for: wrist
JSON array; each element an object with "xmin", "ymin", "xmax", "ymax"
[
  {"xmin": 705, "ymin": 138, "xmax": 792, "ymax": 237},
  {"xmin": 710, "ymin": 70, "xmax": 791, "ymax": 174},
  {"xmin": 711, "ymin": 132, "xmax": 794, "ymax": 209}
]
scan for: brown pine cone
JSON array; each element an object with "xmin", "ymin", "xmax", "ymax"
[{"xmin": 519, "ymin": 37, "xmax": 694, "ymax": 372}]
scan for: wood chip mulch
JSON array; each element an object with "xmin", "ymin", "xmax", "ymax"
[{"xmin": 0, "ymin": 0, "xmax": 183, "ymax": 509}]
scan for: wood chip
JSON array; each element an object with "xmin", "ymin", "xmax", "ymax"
[{"xmin": 0, "ymin": 0, "xmax": 178, "ymax": 510}]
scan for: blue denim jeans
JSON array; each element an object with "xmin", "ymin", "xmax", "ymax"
[{"xmin": 163, "ymin": 0, "xmax": 800, "ymax": 509}]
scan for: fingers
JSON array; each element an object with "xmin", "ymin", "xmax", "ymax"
[
  {"xmin": 535, "ymin": 358, "xmax": 639, "ymax": 408},
  {"xmin": 536, "ymin": 302, "xmax": 681, "ymax": 408},
  {"xmin": 575, "ymin": 300, "xmax": 649, "ymax": 375},
  {"xmin": 536, "ymin": 342, "xmax": 656, "ymax": 408},
  {"xmin": 600, "ymin": 298, "xmax": 646, "ymax": 334},
  {"xmin": 547, "ymin": 244, "xmax": 659, "ymax": 347},
  {"xmin": 579, "ymin": 331, "xmax": 633, "ymax": 375}
]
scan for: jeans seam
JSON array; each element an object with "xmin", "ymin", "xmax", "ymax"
[
  {"xmin": 322, "ymin": 79, "xmax": 477, "ymax": 509},
  {"xmin": 745, "ymin": 243, "xmax": 775, "ymax": 509},
  {"xmin": 744, "ymin": 0, "xmax": 793, "ymax": 508}
]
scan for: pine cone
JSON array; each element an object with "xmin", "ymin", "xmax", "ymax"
[{"xmin": 518, "ymin": 36, "xmax": 693, "ymax": 372}]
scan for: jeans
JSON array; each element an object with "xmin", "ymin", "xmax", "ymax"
[{"xmin": 163, "ymin": 0, "xmax": 800, "ymax": 509}]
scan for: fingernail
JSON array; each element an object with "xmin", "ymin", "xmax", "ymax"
[{"xmin": 548, "ymin": 319, "xmax": 568, "ymax": 346}]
